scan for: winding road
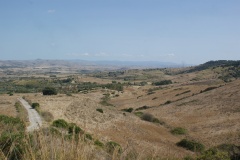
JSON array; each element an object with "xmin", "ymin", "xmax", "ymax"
[{"xmin": 18, "ymin": 98, "xmax": 42, "ymax": 132}]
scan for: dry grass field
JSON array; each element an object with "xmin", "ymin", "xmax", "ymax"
[
  {"xmin": 0, "ymin": 60, "xmax": 240, "ymax": 159},
  {"xmin": 0, "ymin": 94, "xmax": 19, "ymax": 117}
]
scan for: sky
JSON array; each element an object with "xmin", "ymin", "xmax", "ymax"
[{"xmin": 0, "ymin": 0, "xmax": 239, "ymax": 64}]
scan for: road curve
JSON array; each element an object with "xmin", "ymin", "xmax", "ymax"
[{"xmin": 18, "ymin": 98, "xmax": 42, "ymax": 132}]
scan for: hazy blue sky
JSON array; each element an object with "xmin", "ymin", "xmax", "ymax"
[{"xmin": 0, "ymin": 0, "xmax": 239, "ymax": 64}]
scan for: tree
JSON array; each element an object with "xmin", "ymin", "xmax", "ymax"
[{"xmin": 42, "ymin": 87, "xmax": 57, "ymax": 95}]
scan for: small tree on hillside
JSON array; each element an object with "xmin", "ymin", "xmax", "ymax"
[{"xmin": 42, "ymin": 87, "xmax": 57, "ymax": 95}]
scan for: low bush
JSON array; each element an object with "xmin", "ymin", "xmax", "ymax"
[
  {"xmin": 68, "ymin": 123, "xmax": 83, "ymax": 134},
  {"xmin": 196, "ymin": 148, "xmax": 230, "ymax": 160},
  {"xmin": 153, "ymin": 80, "xmax": 172, "ymax": 86},
  {"xmin": 171, "ymin": 127, "xmax": 187, "ymax": 135},
  {"xmin": 135, "ymin": 105, "xmax": 151, "ymax": 111},
  {"xmin": 52, "ymin": 119, "xmax": 69, "ymax": 129},
  {"xmin": 94, "ymin": 140, "xmax": 104, "ymax": 147},
  {"xmin": 106, "ymin": 141, "xmax": 122, "ymax": 154},
  {"xmin": 31, "ymin": 103, "xmax": 39, "ymax": 109},
  {"xmin": 152, "ymin": 117, "xmax": 165, "ymax": 125},
  {"xmin": 140, "ymin": 113, "xmax": 165, "ymax": 125},
  {"xmin": 85, "ymin": 134, "xmax": 92, "ymax": 140},
  {"xmin": 96, "ymin": 108, "xmax": 103, "ymax": 113},
  {"xmin": 0, "ymin": 115, "xmax": 25, "ymax": 131},
  {"xmin": 0, "ymin": 132, "xmax": 24, "ymax": 160},
  {"xmin": 177, "ymin": 139, "xmax": 205, "ymax": 152},
  {"xmin": 164, "ymin": 100, "xmax": 172, "ymax": 105},
  {"xmin": 216, "ymin": 143, "xmax": 240, "ymax": 160},
  {"xmin": 31, "ymin": 103, "xmax": 40, "ymax": 112},
  {"xmin": 141, "ymin": 113, "xmax": 154, "ymax": 122},
  {"xmin": 121, "ymin": 108, "xmax": 133, "ymax": 113},
  {"xmin": 134, "ymin": 112, "xmax": 143, "ymax": 117}
]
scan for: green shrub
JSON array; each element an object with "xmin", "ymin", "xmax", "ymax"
[
  {"xmin": 42, "ymin": 87, "xmax": 57, "ymax": 95},
  {"xmin": 106, "ymin": 141, "xmax": 122, "ymax": 154},
  {"xmin": 94, "ymin": 139, "xmax": 104, "ymax": 147},
  {"xmin": 134, "ymin": 112, "xmax": 143, "ymax": 117},
  {"xmin": 121, "ymin": 108, "xmax": 133, "ymax": 113},
  {"xmin": 216, "ymin": 143, "xmax": 240, "ymax": 159},
  {"xmin": 0, "ymin": 115, "xmax": 25, "ymax": 131},
  {"xmin": 141, "ymin": 113, "xmax": 154, "ymax": 122},
  {"xmin": 177, "ymin": 139, "xmax": 205, "ymax": 152},
  {"xmin": 50, "ymin": 127, "xmax": 61, "ymax": 135},
  {"xmin": 152, "ymin": 117, "xmax": 165, "ymax": 125},
  {"xmin": 68, "ymin": 123, "xmax": 83, "ymax": 134},
  {"xmin": 0, "ymin": 132, "xmax": 24, "ymax": 160},
  {"xmin": 96, "ymin": 108, "xmax": 103, "ymax": 113},
  {"xmin": 66, "ymin": 93, "xmax": 72, "ymax": 96},
  {"xmin": 171, "ymin": 127, "xmax": 187, "ymax": 135},
  {"xmin": 153, "ymin": 80, "xmax": 172, "ymax": 86},
  {"xmin": 135, "ymin": 105, "xmax": 151, "ymax": 111},
  {"xmin": 164, "ymin": 100, "xmax": 171, "ymax": 104},
  {"xmin": 31, "ymin": 103, "xmax": 39, "ymax": 109},
  {"xmin": 196, "ymin": 148, "xmax": 230, "ymax": 160},
  {"xmin": 52, "ymin": 119, "xmax": 68, "ymax": 129},
  {"xmin": 85, "ymin": 134, "xmax": 92, "ymax": 140}
]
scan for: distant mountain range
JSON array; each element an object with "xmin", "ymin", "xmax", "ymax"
[{"xmin": 0, "ymin": 59, "xmax": 183, "ymax": 69}]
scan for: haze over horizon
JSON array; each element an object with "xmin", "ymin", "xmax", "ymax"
[{"xmin": 0, "ymin": 0, "xmax": 240, "ymax": 65}]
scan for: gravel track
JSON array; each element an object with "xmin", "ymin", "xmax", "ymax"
[{"xmin": 18, "ymin": 98, "xmax": 42, "ymax": 132}]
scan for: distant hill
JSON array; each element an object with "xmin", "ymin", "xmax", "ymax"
[
  {"xmin": 188, "ymin": 60, "xmax": 240, "ymax": 72},
  {"xmin": 183, "ymin": 60, "xmax": 240, "ymax": 81},
  {"xmin": 0, "ymin": 59, "xmax": 181, "ymax": 69}
]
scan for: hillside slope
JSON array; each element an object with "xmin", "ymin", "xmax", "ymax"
[{"xmin": 147, "ymin": 79, "xmax": 240, "ymax": 147}]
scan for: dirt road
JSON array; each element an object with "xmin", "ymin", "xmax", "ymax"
[{"xmin": 18, "ymin": 98, "xmax": 42, "ymax": 132}]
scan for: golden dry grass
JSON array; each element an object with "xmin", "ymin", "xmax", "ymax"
[
  {"xmin": 0, "ymin": 94, "xmax": 19, "ymax": 117},
  {"xmin": 1, "ymin": 67, "xmax": 239, "ymax": 159}
]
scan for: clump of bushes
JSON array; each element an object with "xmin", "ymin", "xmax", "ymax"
[
  {"xmin": 153, "ymin": 80, "xmax": 172, "ymax": 86},
  {"xmin": 0, "ymin": 115, "xmax": 25, "ymax": 131},
  {"xmin": 141, "ymin": 113, "xmax": 165, "ymax": 125},
  {"xmin": 96, "ymin": 108, "xmax": 103, "ymax": 113},
  {"xmin": 134, "ymin": 112, "xmax": 143, "ymax": 117},
  {"xmin": 0, "ymin": 132, "xmax": 24, "ymax": 159},
  {"xmin": 42, "ymin": 87, "xmax": 57, "ymax": 95},
  {"xmin": 164, "ymin": 100, "xmax": 172, "ymax": 105},
  {"xmin": 216, "ymin": 143, "xmax": 240, "ymax": 159},
  {"xmin": 141, "ymin": 113, "xmax": 154, "ymax": 122},
  {"xmin": 196, "ymin": 148, "xmax": 230, "ymax": 160},
  {"xmin": 121, "ymin": 108, "xmax": 133, "ymax": 113},
  {"xmin": 94, "ymin": 139, "xmax": 104, "ymax": 147},
  {"xmin": 31, "ymin": 103, "xmax": 40, "ymax": 113},
  {"xmin": 31, "ymin": 103, "xmax": 39, "ymax": 109},
  {"xmin": 52, "ymin": 119, "xmax": 69, "ymax": 129},
  {"xmin": 177, "ymin": 139, "xmax": 205, "ymax": 152},
  {"xmin": 68, "ymin": 123, "xmax": 83, "ymax": 134},
  {"xmin": 85, "ymin": 134, "xmax": 92, "ymax": 140},
  {"xmin": 171, "ymin": 127, "xmax": 187, "ymax": 135},
  {"xmin": 135, "ymin": 105, "xmax": 151, "ymax": 111},
  {"xmin": 0, "ymin": 115, "xmax": 26, "ymax": 159},
  {"xmin": 106, "ymin": 141, "xmax": 122, "ymax": 154}
]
